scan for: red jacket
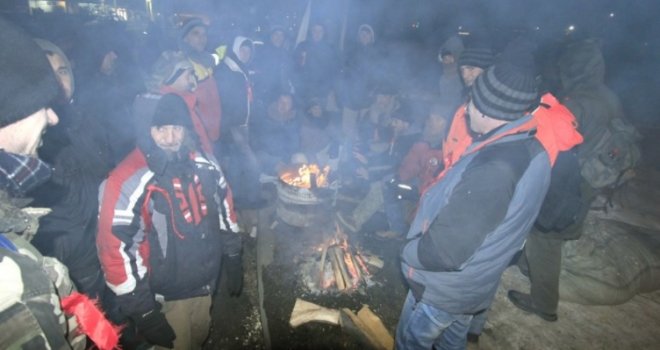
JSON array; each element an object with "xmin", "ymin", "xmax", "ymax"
[
  {"xmin": 193, "ymin": 77, "xmax": 222, "ymax": 142},
  {"xmin": 398, "ymin": 141, "xmax": 444, "ymax": 191}
]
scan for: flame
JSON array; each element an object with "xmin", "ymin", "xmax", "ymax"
[{"xmin": 280, "ymin": 163, "xmax": 330, "ymax": 188}]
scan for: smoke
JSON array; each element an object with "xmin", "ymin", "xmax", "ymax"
[{"xmin": 4, "ymin": 0, "xmax": 658, "ymax": 182}]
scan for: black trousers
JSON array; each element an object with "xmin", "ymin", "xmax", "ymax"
[{"xmin": 523, "ymin": 228, "xmax": 565, "ymax": 314}]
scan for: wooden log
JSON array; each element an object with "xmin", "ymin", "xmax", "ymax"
[
  {"xmin": 364, "ymin": 254, "xmax": 384, "ymax": 269},
  {"xmin": 332, "ymin": 246, "xmax": 351, "ymax": 289},
  {"xmin": 354, "ymin": 253, "xmax": 371, "ymax": 276},
  {"xmin": 289, "ymin": 299, "xmax": 340, "ymax": 328},
  {"xmin": 329, "ymin": 246, "xmax": 346, "ymax": 290},
  {"xmin": 318, "ymin": 244, "xmax": 328, "ymax": 289},
  {"xmin": 345, "ymin": 249, "xmax": 361, "ymax": 283}
]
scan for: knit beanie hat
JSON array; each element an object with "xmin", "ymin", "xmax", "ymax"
[
  {"xmin": 471, "ymin": 37, "xmax": 539, "ymax": 121},
  {"xmin": 439, "ymin": 35, "xmax": 464, "ymax": 60},
  {"xmin": 458, "ymin": 47, "xmax": 495, "ymax": 69},
  {"xmin": 151, "ymin": 94, "xmax": 192, "ymax": 128},
  {"xmin": 0, "ymin": 17, "xmax": 59, "ymax": 128},
  {"xmin": 180, "ymin": 17, "xmax": 207, "ymax": 42}
]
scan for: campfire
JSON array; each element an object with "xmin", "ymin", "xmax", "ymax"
[
  {"xmin": 279, "ymin": 163, "xmax": 331, "ymax": 189},
  {"xmin": 299, "ymin": 223, "xmax": 384, "ymax": 294},
  {"xmin": 276, "ymin": 164, "xmax": 383, "ymax": 292}
]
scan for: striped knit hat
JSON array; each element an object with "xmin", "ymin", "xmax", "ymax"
[
  {"xmin": 458, "ymin": 47, "xmax": 495, "ymax": 69},
  {"xmin": 471, "ymin": 38, "xmax": 538, "ymax": 121}
]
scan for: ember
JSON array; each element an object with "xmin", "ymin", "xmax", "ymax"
[{"xmin": 280, "ymin": 163, "xmax": 330, "ymax": 189}]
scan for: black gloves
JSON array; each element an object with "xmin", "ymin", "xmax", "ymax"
[
  {"xmin": 385, "ymin": 177, "xmax": 419, "ymax": 201},
  {"xmin": 132, "ymin": 307, "xmax": 176, "ymax": 348},
  {"xmin": 396, "ymin": 182, "xmax": 419, "ymax": 201},
  {"xmin": 224, "ymin": 254, "xmax": 243, "ymax": 296}
]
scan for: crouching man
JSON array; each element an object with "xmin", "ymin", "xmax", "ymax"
[{"xmin": 97, "ymin": 94, "xmax": 243, "ymax": 349}]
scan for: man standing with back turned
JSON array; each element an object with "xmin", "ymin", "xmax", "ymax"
[{"xmin": 396, "ymin": 40, "xmax": 583, "ymax": 349}]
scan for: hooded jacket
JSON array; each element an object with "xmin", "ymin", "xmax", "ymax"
[
  {"xmin": 96, "ymin": 137, "xmax": 240, "ymax": 316},
  {"xmin": 341, "ymin": 24, "xmax": 381, "ymax": 110},
  {"xmin": 253, "ymin": 29, "xmax": 294, "ymax": 103},
  {"xmin": 293, "ymin": 29, "xmax": 340, "ymax": 100},
  {"xmin": 216, "ymin": 36, "xmax": 255, "ymax": 140},
  {"xmin": 401, "ymin": 99, "xmax": 582, "ymax": 314},
  {"xmin": 558, "ymin": 39, "xmax": 624, "ymax": 163}
]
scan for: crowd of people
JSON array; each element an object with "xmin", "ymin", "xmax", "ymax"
[{"xmin": 0, "ymin": 10, "xmax": 640, "ymax": 350}]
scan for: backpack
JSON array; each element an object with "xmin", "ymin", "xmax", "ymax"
[
  {"xmin": 580, "ymin": 117, "xmax": 641, "ymax": 189},
  {"xmin": 535, "ymin": 150, "xmax": 588, "ymax": 239}
]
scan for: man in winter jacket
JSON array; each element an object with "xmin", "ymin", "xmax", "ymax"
[
  {"xmin": 293, "ymin": 22, "xmax": 340, "ymax": 102},
  {"xmin": 136, "ymin": 50, "xmax": 215, "ymax": 155},
  {"xmin": 0, "ymin": 16, "xmax": 88, "ymax": 349},
  {"xmin": 28, "ymin": 39, "xmax": 114, "ymax": 303},
  {"xmin": 253, "ymin": 25, "xmax": 294, "ymax": 104},
  {"xmin": 215, "ymin": 35, "xmax": 264, "ymax": 208},
  {"xmin": 97, "ymin": 94, "xmax": 243, "ymax": 349},
  {"xmin": 396, "ymin": 40, "xmax": 583, "ymax": 349},
  {"xmin": 458, "ymin": 46, "xmax": 494, "ymax": 90},
  {"xmin": 507, "ymin": 39, "xmax": 623, "ymax": 322}
]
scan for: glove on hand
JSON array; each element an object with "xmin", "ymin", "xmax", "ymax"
[
  {"xmin": 133, "ymin": 307, "xmax": 176, "ymax": 348},
  {"xmin": 224, "ymin": 254, "xmax": 243, "ymax": 296},
  {"xmin": 396, "ymin": 183, "xmax": 419, "ymax": 201}
]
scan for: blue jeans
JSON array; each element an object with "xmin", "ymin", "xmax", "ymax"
[
  {"xmin": 468, "ymin": 309, "xmax": 488, "ymax": 335},
  {"xmin": 382, "ymin": 181, "xmax": 408, "ymax": 236},
  {"xmin": 396, "ymin": 291, "xmax": 473, "ymax": 350}
]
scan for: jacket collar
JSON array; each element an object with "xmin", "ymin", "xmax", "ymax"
[
  {"xmin": 137, "ymin": 137, "xmax": 192, "ymax": 176},
  {"xmin": 0, "ymin": 150, "xmax": 51, "ymax": 198}
]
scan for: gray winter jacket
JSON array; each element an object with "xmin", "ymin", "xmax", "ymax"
[{"xmin": 401, "ymin": 115, "xmax": 551, "ymax": 314}]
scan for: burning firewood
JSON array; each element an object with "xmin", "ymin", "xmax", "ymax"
[
  {"xmin": 318, "ymin": 244, "xmax": 329, "ymax": 288},
  {"xmin": 329, "ymin": 246, "xmax": 347, "ymax": 290},
  {"xmin": 354, "ymin": 253, "xmax": 371, "ymax": 276},
  {"xmin": 298, "ymin": 227, "xmax": 384, "ymax": 293},
  {"xmin": 341, "ymin": 248, "xmax": 360, "ymax": 287},
  {"xmin": 332, "ymin": 246, "xmax": 351, "ymax": 290},
  {"xmin": 347, "ymin": 250, "xmax": 362, "ymax": 283}
]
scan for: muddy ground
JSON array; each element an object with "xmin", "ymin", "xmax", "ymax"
[{"xmin": 204, "ymin": 130, "xmax": 660, "ymax": 349}]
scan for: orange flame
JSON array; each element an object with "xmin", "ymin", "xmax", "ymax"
[{"xmin": 280, "ymin": 163, "xmax": 330, "ymax": 188}]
